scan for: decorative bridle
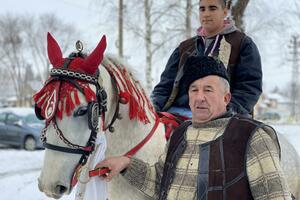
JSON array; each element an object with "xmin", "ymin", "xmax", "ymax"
[
  {"xmin": 34, "ymin": 34, "xmax": 161, "ymax": 188},
  {"xmin": 36, "ymin": 50, "xmax": 108, "ymax": 164}
]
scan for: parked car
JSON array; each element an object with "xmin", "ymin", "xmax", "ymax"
[
  {"xmin": 256, "ymin": 112, "xmax": 281, "ymax": 122},
  {"xmin": 0, "ymin": 107, "xmax": 44, "ymax": 150}
]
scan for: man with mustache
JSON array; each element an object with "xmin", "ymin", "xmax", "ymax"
[
  {"xmin": 151, "ymin": 0, "xmax": 262, "ymax": 118},
  {"xmin": 96, "ymin": 56, "xmax": 293, "ymax": 199}
]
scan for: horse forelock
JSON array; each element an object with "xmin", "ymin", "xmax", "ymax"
[{"xmin": 33, "ymin": 80, "xmax": 96, "ymax": 120}]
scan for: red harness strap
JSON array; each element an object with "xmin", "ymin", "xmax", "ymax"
[
  {"xmin": 158, "ymin": 112, "xmax": 189, "ymax": 140},
  {"xmin": 88, "ymin": 167, "xmax": 111, "ymax": 177},
  {"xmin": 71, "ymin": 164, "xmax": 111, "ymax": 187}
]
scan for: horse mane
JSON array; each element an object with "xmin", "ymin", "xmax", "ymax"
[
  {"xmin": 103, "ymin": 54, "xmax": 147, "ymax": 91},
  {"xmin": 101, "ymin": 55, "xmax": 156, "ymax": 124}
]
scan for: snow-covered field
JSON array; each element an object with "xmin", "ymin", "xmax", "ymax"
[
  {"xmin": 0, "ymin": 148, "xmax": 76, "ymax": 200},
  {"xmin": 0, "ymin": 124, "xmax": 299, "ymax": 200}
]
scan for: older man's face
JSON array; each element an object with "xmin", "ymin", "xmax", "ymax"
[{"xmin": 188, "ymin": 75, "xmax": 231, "ymax": 123}]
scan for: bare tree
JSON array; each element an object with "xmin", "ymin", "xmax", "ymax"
[
  {"xmin": 163, "ymin": 0, "xmax": 199, "ymax": 40},
  {"xmin": 23, "ymin": 14, "xmax": 79, "ymax": 83},
  {"xmin": 124, "ymin": 1, "xmax": 179, "ymax": 91},
  {"xmin": 118, "ymin": 0, "xmax": 124, "ymax": 57},
  {"xmin": 231, "ymin": 0, "xmax": 250, "ymax": 31},
  {"xmin": 91, "ymin": 0, "xmax": 125, "ymax": 58},
  {"xmin": 185, "ymin": 0, "xmax": 200, "ymax": 38},
  {"xmin": 0, "ymin": 15, "xmax": 28, "ymax": 106},
  {"xmin": 0, "ymin": 14, "xmax": 80, "ymax": 106},
  {"xmin": 287, "ymin": 35, "xmax": 300, "ymax": 120}
]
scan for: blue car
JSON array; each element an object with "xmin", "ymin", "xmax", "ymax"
[{"xmin": 0, "ymin": 107, "xmax": 44, "ymax": 150}]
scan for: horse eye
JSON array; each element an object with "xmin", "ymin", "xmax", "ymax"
[{"xmin": 73, "ymin": 106, "xmax": 88, "ymax": 117}]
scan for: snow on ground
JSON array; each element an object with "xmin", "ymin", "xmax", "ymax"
[
  {"xmin": 0, "ymin": 124, "xmax": 299, "ymax": 200},
  {"xmin": 0, "ymin": 148, "xmax": 75, "ymax": 200}
]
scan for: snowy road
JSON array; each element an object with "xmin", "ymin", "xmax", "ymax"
[
  {"xmin": 0, "ymin": 124, "xmax": 299, "ymax": 200},
  {"xmin": 0, "ymin": 148, "xmax": 75, "ymax": 200}
]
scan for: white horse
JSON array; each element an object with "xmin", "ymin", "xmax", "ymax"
[
  {"xmin": 35, "ymin": 33, "xmax": 166, "ymax": 199},
  {"xmin": 36, "ymin": 33, "xmax": 300, "ymax": 200}
]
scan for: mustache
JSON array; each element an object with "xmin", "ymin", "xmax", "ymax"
[{"xmin": 194, "ymin": 101, "xmax": 209, "ymax": 108}]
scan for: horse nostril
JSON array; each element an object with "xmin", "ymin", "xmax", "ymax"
[{"xmin": 55, "ymin": 185, "xmax": 67, "ymax": 195}]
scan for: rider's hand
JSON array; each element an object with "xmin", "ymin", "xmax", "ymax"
[{"xmin": 95, "ymin": 156, "xmax": 131, "ymax": 182}]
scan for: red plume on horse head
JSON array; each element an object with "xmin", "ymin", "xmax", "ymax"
[
  {"xmin": 47, "ymin": 32, "xmax": 107, "ymax": 75},
  {"xmin": 33, "ymin": 33, "xmax": 107, "ymax": 121}
]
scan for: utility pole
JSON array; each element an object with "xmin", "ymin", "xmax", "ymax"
[
  {"xmin": 118, "ymin": 0, "xmax": 124, "ymax": 58},
  {"xmin": 288, "ymin": 35, "xmax": 300, "ymax": 121},
  {"xmin": 185, "ymin": 0, "xmax": 192, "ymax": 38}
]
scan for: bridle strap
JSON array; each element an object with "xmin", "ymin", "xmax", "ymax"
[
  {"xmin": 51, "ymin": 119, "xmax": 92, "ymax": 149},
  {"xmin": 102, "ymin": 76, "xmax": 120, "ymax": 132},
  {"xmin": 43, "ymin": 142, "xmax": 92, "ymax": 155},
  {"xmin": 50, "ymin": 76, "xmax": 85, "ymax": 94},
  {"xmin": 42, "ymin": 119, "xmax": 97, "ymax": 164},
  {"xmin": 104, "ymin": 100, "xmax": 120, "ymax": 132}
]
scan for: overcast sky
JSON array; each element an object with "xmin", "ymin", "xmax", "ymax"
[{"xmin": 0, "ymin": 0, "xmax": 299, "ymax": 93}]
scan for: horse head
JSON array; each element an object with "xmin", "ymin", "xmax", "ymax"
[{"xmin": 34, "ymin": 33, "xmax": 107, "ymax": 198}]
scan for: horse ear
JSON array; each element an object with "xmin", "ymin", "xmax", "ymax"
[
  {"xmin": 47, "ymin": 32, "xmax": 63, "ymax": 67},
  {"xmin": 84, "ymin": 35, "xmax": 107, "ymax": 74}
]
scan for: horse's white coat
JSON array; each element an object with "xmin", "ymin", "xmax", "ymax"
[
  {"xmin": 39, "ymin": 55, "xmax": 300, "ymax": 200},
  {"xmin": 277, "ymin": 133, "xmax": 300, "ymax": 199}
]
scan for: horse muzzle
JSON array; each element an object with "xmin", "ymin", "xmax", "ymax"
[{"xmin": 38, "ymin": 177, "xmax": 70, "ymax": 199}]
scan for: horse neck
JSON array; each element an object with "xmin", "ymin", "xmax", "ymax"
[{"xmin": 100, "ymin": 56, "xmax": 161, "ymax": 156}]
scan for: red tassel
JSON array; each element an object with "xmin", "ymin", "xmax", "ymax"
[
  {"xmin": 37, "ymin": 95, "xmax": 47, "ymax": 108},
  {"xmin": 65, "ymin": 95, "xmax": 75, "ymax": 116},
  {"xmin": 84, "ymin": 86, "xmax": 96, "ymax": 102},
  {"xmin": 33, "ymin": 90, "xmax": 44, "ymax": 103},
  {"xmin": 119, "ymin": 91, "xmax": 130, "ymax": 104},
  {"xmin": 57, "ymin": 101, "xmax": 64, "ymax": 120},
  {"xmin": 74, "ymin": 91, "xmax": 81, "ymax": 105},
  {"xmin": 129, "ymin": 96, "xmax": 138, "ymax": 120}
]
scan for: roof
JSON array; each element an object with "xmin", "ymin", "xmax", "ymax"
[{"xmin": 267, "ymin": 92, "xmax": 291, "ymax": 104}]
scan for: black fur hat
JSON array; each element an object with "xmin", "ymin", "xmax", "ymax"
[{"xmin": 180, "ymin": 56, "xmax": 229, "ymax": 91}]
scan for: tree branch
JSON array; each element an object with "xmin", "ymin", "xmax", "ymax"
[{"xmin": 232, "ymin": 0, "xmax": 250, "ymax": 31}]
